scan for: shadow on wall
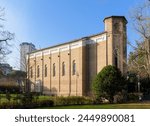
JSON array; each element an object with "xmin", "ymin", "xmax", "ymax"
[
  {"xmin": 84, "ymin": 38, "xmax": 97, "ymax": 96},
  {"xmin": 28, "ymin": 79, "xmax": 58, "ymax": 96}
]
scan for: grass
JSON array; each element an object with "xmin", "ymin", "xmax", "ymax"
[{"xmin": 42, "ymin": 103, "xmax": 150, "ymax": 109}]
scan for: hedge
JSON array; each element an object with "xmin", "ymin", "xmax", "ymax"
[{"xmin": 51, "ymin": 96, "xmax": 93, "ymax": 106}]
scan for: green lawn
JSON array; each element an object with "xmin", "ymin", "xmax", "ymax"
[{"xmin": 43, "ymin": 103, "xmax": 150, "ymax": 109}]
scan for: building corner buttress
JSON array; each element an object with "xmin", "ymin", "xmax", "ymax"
[{"xmin": 103, "ymin": 16, "xmax": 128, "ymax": 74}]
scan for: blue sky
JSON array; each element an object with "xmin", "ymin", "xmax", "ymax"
[{"xmin": 0, "ymin": 0, "xmax": 143, "ymax": 69}]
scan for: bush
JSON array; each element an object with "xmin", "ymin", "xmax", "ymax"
[
  {"xmin": 35, "ymin": 100, "xmax": 54, "ymax": 108},
  {"xmin": 52, "ymin": 96, "xmax": 93, "ymax": 106},
  {"xmin": 0, "ymin": 85, "xmax": 20, "ymax": 93},
  {"xmin": 6, "ymin": 92, "xmax": 11, "ymax": 101},
  {"xmin": 0, "ymin": 99, "xmax": 54, "ymax": 109},
  {"xmin": 20, "ymin": 93, "xmax": 34, "ymax": 104},
  {"xmin": 92, "ymin": 65, "xmax": 127, "ymax": 103},
  {"xmin": 127, "ymin": 93, "xmax": 139, "ymax": 102},
  {"xmin": 114, "ymin": 90, "xmax": 128, "ymax": 103}
]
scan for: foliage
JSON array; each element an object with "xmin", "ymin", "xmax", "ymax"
[
  {"xmin": 0, "ymin": 99, "xmax": 54, "ymax": 109},
  {"xmin": 114, "ymin": 91, "xmax": 128, "ymax": 103},
  {"xmin": 128, "ymin": 0, "xmax": 150, "ymax": 78},
  {"xmin": 20, "ymin": 93, "xmax": 34, "ymax": 104},
  {"xmin": 0, "ymin": 69, "xmax": 3, "ymax": 77},
  {"xmin": 140, "ymin": 77, "xmax": 150, "ymax": 94},
  {"xmin": 127, "ymin": 93, "xmax": 139, "ymax": 102},
  {"xmin": 52, "ymin": 96, "xmax": 93, "ymax": 106},
  {"xmin": 92, "ymin": 65, "xmax": 127, "ymax": 103},
  {"xmin": 0, "ymin": 85, "xmax": 20, "ymax": 93},
  {"xmin": 7, "ymin": 70, "xmax": 26, "ymax": 79},
  {"xmin": 0, "ymin": 93, "xmax": 54, "ymax": 108},
  {"xmin": 5, "ymin": 92, "xmax": 11, "ymax": 101}
]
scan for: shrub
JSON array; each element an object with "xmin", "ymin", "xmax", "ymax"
[
  {"xmin": 20, "ymin": 93, "xmax": 34, "ymax": 104},
  {"xmin": 127, "ymin": 93, "xmax": 139, "ymax": 102},
  {"xmin": 114, "ymin": 90, "xmax": 128, "ymax": 103},
  {"xmin": 35, "ymin": 100, "xmax": 54, "ymax": 108},
  {"xmin": 0, "ymin": 85, "xmax": 20, "ymax": 93},
  {"xmin": 92, "ymin": 65, "xmax": 127, "ymax": 103},
  {"xmin": 5, "ymin": 92, "xmax": 11, "ymax": 102},
  {"xmin": 52, "ymin": 96, "xmax": 93, "ymax": 106},
  {"xmin": 0, "ymin": 99, "xmax": 54, "ymax": 109}
]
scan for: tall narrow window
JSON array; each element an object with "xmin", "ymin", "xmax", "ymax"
[
  {"xmin": 44, "ymin": 64, "xmax": 47, "ymax": 77},
  {"xmin": 62, "ymin": 62, "xmax": 65, "ymax": 76},
  {"xmin": 30, "ymin": 67, "xmax": 33, "ymax": 78},
  {"xmin": 115, "ymin": 56, "xmax": 118, "ymax": 68},
  {"xmin": 37, "ymin": 65, "xmax": 40, "ymax": 78},
  {"xmin": 53, "ymin": 63, "xmax": 56, "ymax": 77},
  {"xmin": 72, "ymin": 60, "xmax": 76, "ymax": 75},
  {"xmin": 114, "ymin": 49, "xmax": 118, "ymax": 68}
]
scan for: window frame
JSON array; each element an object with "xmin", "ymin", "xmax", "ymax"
[
  {"xmin": 53, "ymin": 63, "xmax": 56, "ymax": 77},
  {"xmin": 72, "ymin": 60, "xmax": 76, "ymax": 75},
  {"xmin": 30, "ymin": 67, "xmax": 33, "ymax": 78},
  {"xmin": 37, "ymin": 65, "xmax": 40, "ymax": 78},
  {"xmin": 62, "ymin": 62, "xmax": 65, "ymax": 76},
  {"xmin": 44, "ymin": 64, "xmax": 47, "ymax": 77}
]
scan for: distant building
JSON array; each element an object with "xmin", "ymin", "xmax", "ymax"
[
  {"xmin": 0, "ymin": 63, "xmax": 12, "ymax": 75},
  {"xmin": 27, "ymin": 16, "xmax": 127, "ymax": 96},
  {"xmin": 20, "ymin": 42, "xmax": 36, "ymax": 72}
]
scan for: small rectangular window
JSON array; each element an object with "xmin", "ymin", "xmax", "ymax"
[
  {"xmin": 45, "ymin": 64, "xmax": 47, "ymax": 77},
  {"xmin": 37, "ymin": 65, "xmax": 40, "ymax": 78},
  {"xmin": 53, "ymin": 63, "xmax": 56, "ymax": 77},
  {"xmin": 62, "ymin": 62, "xmax": 65, "ymax": 76},
  {"xmin": 72, "ymin": 60, "xmax": 76, "ymax": 75},
  {"xmin": 30, "ymin": 67, "xmax": 33, "ymax": 78}
]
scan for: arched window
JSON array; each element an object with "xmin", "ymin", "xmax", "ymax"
[
  {"xmin": 72, "ymin": 60, "xmax": 76, "ymax": 75},
  {"xmin": 53, "ymin": 63, "xmax": 56, "ymax": 77},
  {"xmin": 62, "ymin": 62, "xmax": 65, "ymax": 76},
  {"xmin": 37, "ymin": 65, "xmax": 40, "ymax": 78},
  {"xmin": 30, "ymin": 67, "xmax": 33, "ymax": 78},
  {"xmin": 44, "ymin": 64, "xmax": 47, "ymax": 77}
]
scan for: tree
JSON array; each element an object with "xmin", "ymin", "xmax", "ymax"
[
  {"xmin": 128, "ymin": 0, "xmax": 150, "ymax": 78},
  {"xmin": 0, "ymin": 69, "xmax": 4, "ymax": 78},
  {"xmin": 92, "ymin": 65, "xmax": 126, "ymax": 103},
  {"xmin": 7, "ymin": 70, "xmax": 27, "ymax": 92},
  {"xmin": 0, "ymin": 7, "xmax": 14, "ymax": 62}
]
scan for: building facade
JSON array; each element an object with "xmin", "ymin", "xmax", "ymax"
[
  {"xmin": 27, "ymin": 16, "xmax": 127, "ymax": 96},
  {"xmin": 20, "ymin": 42, "xmax": 36, "ymax": 72}
]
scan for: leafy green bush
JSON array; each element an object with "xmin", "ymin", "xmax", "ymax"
[
  {"xmin": 5, "ymin": 92, "xmax": 11, "ymax": 101},
  {"xmin": 0, "ymin": 99, "xmax": 54, "ymax": 109},
  {"xmin": 20, "ymin": 93, "xmax": 34, "ymax": 104},
  {"xmin": 52, "ymin": 96, "xmax": 93, "ymax": 106},
  {"xmin": 0, "ymin": 102, "xmax": 22, "ymax": 109},
  {"xmin": 127, "ymin": 93, "xmax": 139, "ymax": 102},
  {"xmin": 35, "ymin": 100, "xmax": 54, "ymax": 108},
  {"xmin": 92, "ymin": 65, "xmax": 127, "ymax": 103}
]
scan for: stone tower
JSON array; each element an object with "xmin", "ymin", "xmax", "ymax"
[
  {"xmin": 20, "ymin": 42, "xmax": 36, "ymax": 72},
  {"xmin": 104, "ymin": 16, "xmax": 127, "ymax": 74}
]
